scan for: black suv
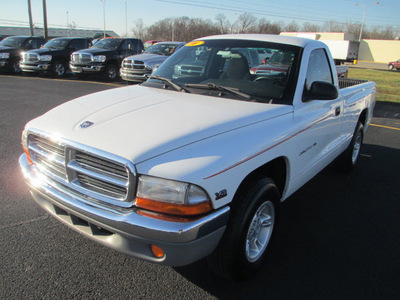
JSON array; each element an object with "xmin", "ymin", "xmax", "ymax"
[
  {"xmin": 70, "ymin": 37, "xmax": 144, "ymax": 80},
  {"xmin": 0, "ymin": 36, "xmax": 45, "ymax": 73},
  {"xmin": 20, "ymin": 37, "xmax": 92, "ymax": 77}
]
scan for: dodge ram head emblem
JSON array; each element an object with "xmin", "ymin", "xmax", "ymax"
[{"xmin": 80, "ymin": 121, "xmax": 94, "ymax": 129}]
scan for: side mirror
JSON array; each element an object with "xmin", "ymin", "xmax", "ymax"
[{"xmin": 303, "ymin": 81, "xmax": 338, "ymax": 102}]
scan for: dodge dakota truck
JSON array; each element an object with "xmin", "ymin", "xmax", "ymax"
[{"xmin": 20, "ymin": 34, "xmax": 376, "ymax": 279}]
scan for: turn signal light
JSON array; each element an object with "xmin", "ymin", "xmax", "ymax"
[
  {"xmin": 151, "ymin": 245, "xmax": 164, "ymax": 258},
  {"xmin": 136, "ymin": 197, "xmax": 212, "ymax": 216}
]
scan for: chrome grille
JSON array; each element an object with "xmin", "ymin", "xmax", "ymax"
[
  {"xmin": 71, "ymin": 53, "xmax": 92, "ymax": 63},
  {"xmin": 22, "ymin": 53, "xmax": 39, "ymax": 63},
  {"xmin": 132, "ymin": 60, "xmax": 145, "ymax": 70},
  {"xmin": 28, "ymin": 134, "xmax": 134, "ymax": 205}
]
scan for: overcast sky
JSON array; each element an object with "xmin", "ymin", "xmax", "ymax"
[{"xmin": 1, "ymin": 0, "xmax": 399, "ymax": 37}]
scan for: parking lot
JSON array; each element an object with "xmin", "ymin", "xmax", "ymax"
[{"xmin": 0, "ymin": 75, "xmax": 399, "ymax": 299}]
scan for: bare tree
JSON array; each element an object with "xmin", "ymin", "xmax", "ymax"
[
  {"xmin": 131, "ymin": 18, "xmax": 147, "ymax": 40},
  {"xmin": 284, "ymin": 21, "xmax": 300, "ymax": 32},
  {"xmin": 302, "ymin": 22, "xmax": 321, "ymax": 32},
  {"xmin": 324, "ymin": 20, "xmax": 345, "ymax": 32},
  {"xmin": 215, "ymin": 13, "xmax": 230, "ymax": 34},
  {"xmin": 237, "ymin": 13, "xmax": 257, "ymax": 33}
]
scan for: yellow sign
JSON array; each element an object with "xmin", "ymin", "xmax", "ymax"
[{"xmin": 185, "ymin": 41, "xmax": 205, "ymax": 47}]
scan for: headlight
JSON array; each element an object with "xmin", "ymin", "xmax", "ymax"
[
  {"xmin": 0, "ymin": 52, "xmax": 10, "ymax": 59},
  {"xmin": 146, "ymin": 64, "xmax": 160, "ymax": 71},
  {"xmin": 136, "ymin": 175, "xmax": 212, "ymax": 216},
  {"xmin": 39, "ymin": 55, "xmax": 52, "ymax": 62},
  {"xmin": 93, "ymin": 55, "xmax": 106, "ymax": 63}
]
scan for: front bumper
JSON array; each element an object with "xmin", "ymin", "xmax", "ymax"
[
  {"xmin": 20, "ymin": 62, "xmax": 51, "ymax": 73},
  {"xmin": 20, "ymin": 154, "xmax": 229, "ymax": 266},
  {"xmin": 70, "ymin": 63, "xmax": 105, "ymax": 74},
  {"xmin": 120, "ymin": 68, "xmax": 149, "ymax": 82}
]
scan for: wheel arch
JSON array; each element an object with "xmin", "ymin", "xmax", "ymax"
[{"xmin": 232, "ymin": 156, "xmax": 288, "ymax": 204}]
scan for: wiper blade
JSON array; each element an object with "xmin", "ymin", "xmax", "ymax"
[
  {"xmin": 146, "ymin": 75, "xmax": 190, "ymax": 93},
  {"xmin": 185, "ymin": 83, "xmax": 252, "ymax": 100}
]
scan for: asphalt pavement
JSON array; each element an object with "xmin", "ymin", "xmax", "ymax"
[{"xmin": 0, "ymin": 75, "xmax": 399, "ymax": 299}]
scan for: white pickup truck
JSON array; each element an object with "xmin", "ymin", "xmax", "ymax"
[{"xmin": 20, "ymin": 34, "xmax": 376, "ymax": 279}]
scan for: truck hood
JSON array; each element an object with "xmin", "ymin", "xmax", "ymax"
[
  {"xmin": 126, "ymin": 53, "xmax": 168, "ymax": 64},
  {"xmin": 27, "ymin": 48, "xmax": 64, "ymax": 55},
  {"xmin": 26, "ymin": 85, "xmax": 293, "ymax": 164},
  {"xmin": 75, "ymin": 48, "xmax": 115, "ymax": 56},
  {"xmin": 0, "ymin": 46, "xmax": 18, "ymax": 53}
]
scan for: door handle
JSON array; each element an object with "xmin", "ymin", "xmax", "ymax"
[{"xmin": 335, "ymin": 106, "xmax": 341, "ymax": 116}]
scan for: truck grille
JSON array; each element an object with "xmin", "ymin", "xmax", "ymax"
[
  {"xmin": 71, "ymin": 53, "xmax": 92, "ymax": 63},
  {"xmin": 22, "ymin": 53, "xmax": 39, "ymax": 63},
  {"xmin": 27, "ymin": 133, "xmax": 135, "ymax": 206},
  {"xmin": 123, "ymin": 59, "xmax": 145, "ymax": 70}
]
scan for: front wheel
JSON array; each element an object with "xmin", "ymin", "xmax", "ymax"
[
  {"xmin": 11, "ymin": 61, "xmax": 21, "ymax": 73},
  {"xmin": 207, "ymin": 177, "xmax": 280, "ymax": 280},
  {"xmin": 388, "ymin": 64, "xmax": 394, "ymax": 70},
  {"xmin": 52, "ymin": 61, "xmax": 66, "ymax": 77},
  {"xmin": 103, "ymin": 64, "xmax": 118, "ymax": 81}
]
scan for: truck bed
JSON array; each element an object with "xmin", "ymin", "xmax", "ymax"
[{"xmin": 339, "ymin": 78, "xmax": 368, "ymax": 89}]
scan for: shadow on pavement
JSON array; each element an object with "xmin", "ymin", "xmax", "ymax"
[{"xmin": 174, "ymin": 143, "xmax": 400, "ymax": 299}]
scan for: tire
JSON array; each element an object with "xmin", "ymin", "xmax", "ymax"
[
  {"xmin": 103, "ymin": 64, "xmax": 118, "ymax": 81},
  {"xmin": 11, "ymin": 60, "xmax": 21, "ymax": 73},
  {"xmin": 207, "ymin": 177, "xmax": 280, "ymax": 280},
  {"xmin": 52, "ymin": 61, "xmax": 66, "ymax": 77},
  {"xmin": 388, "ymin": 64, "xmax": 394, "ymax": 70},
  {"xmin": 336, "ymin": 122, "xmax": 364, "ymax": 172}
]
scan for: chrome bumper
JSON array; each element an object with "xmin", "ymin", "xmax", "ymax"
[
  {"xmin": 120, "ymin": 69, "xmax": 149, "ymax": 82},
  {"xmin": 20, "ymin": 63, "xmax": 51, "ymax": 72},
  {"xmin": 19, "ymin": 154, "xmax": 229, "ymax": 266},
  {"xmin": 70, "ymin": 64, "xmax": 104, "ymax": 73}
]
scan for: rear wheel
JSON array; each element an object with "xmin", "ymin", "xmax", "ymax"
[
  {"xmin": 388, "ymin": 64, "xmax": 394, "ymax": 70},
  {"xmin": 207, "ymin": 177, "xmax": 280, "ymax": 280}
]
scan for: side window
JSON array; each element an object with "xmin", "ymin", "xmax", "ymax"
[
  {"xmin": 119, "ymin": 40, "xmax": 128, "ymax": 51},
  {"xmin": 69, "ymin": 39, "xmax": 85, "ymax": 50},
  {"xmin": 26, "ymin": 38, "xmax": 36, "ymax": 49},
  {"xmin": 305, "ymin": 48, "xmax": 333, "ymax": 90}
]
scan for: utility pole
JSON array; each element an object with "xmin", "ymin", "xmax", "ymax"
[
  {"xmin": 27, "ymin": 0, "xmax": 34, "ymax": 36},
  {"xmin": 42, "ymin": 0, "xmax": 48, "ymax": 41}
]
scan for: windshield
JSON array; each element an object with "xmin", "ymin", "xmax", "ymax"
[
  {"xmin": 92, "ymin": 39, "xmax": 122, "ymax": 50},
  {"xmin": 143, "ymin": 39, "xmax": 300, "ymax": 104},
  {"xmin": 0, "ymin": 37, "xmax": 27, "ymax": 47},
  {"xmin": 43, "ymin": 39, "xmax": 70, "ymax": 50},
  {"xmin": 145, "ymin": 43, "xmax": 181, "ymax": 56}
]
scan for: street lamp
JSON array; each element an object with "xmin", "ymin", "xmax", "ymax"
[{"xmin": 355, "ymin": 2, "xmax": 379, "ymax": 41}]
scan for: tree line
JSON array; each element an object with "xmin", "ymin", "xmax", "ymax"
[{"xmin": 131, "ymin": 13, "xmax": 398, "ymax": 42}]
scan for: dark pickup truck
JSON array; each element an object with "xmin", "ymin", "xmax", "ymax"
[
  {"xmin": 0, "ymin": 36, "xmax": 45, "ymax": 73},
  {"xmin": 20, "ymin": 37, "xmax": 92, "ymax": 77},
  {"xmin": 70, "ymin": 37, "xmax": 144, "ymax": 80}
]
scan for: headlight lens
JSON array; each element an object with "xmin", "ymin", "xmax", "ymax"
[
  {"xmin": 39, "ymin": 55, "xmax": 52, "ymax": 62},
  {"xmin": 93, "ymin": 55, "xmax": 106, "ymax": 62},
  {"xmin": 0, "ymin": 52, "xmax": 10, "ymax": 59},
  {"xmin": 146, "ymin": 64, "xmax": 160, "ymax": 71},
  {"xmin": 136, "ymin": 175, "xmax": 212, "ymax": 216}
]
